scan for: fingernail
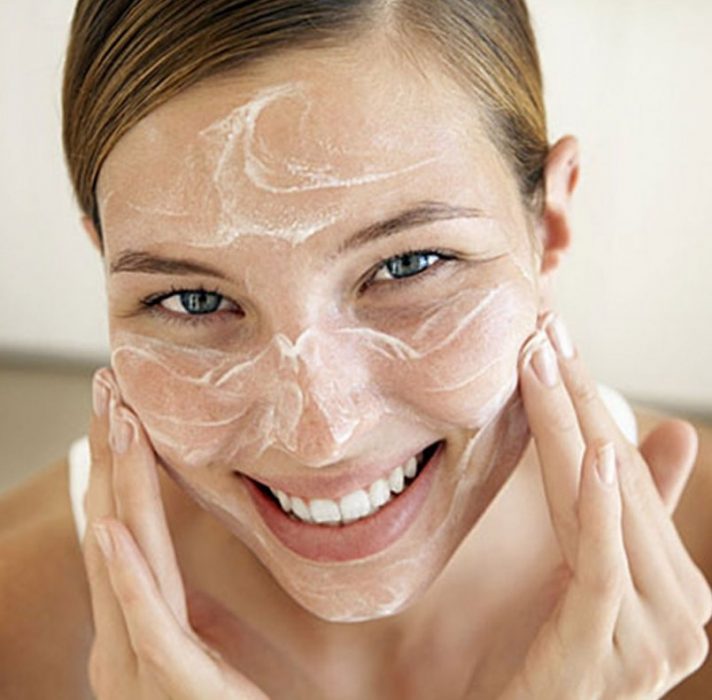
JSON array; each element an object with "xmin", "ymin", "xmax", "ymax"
[
  {"xmin": 547, "ymin": 314, "xmax": 575, "ymax": 359},
  {"xmin": 530, "ymin": 338, "xmax": 559, "ymax": 387},
  {"xmin": 109, "ymin": 404, "xmax": 135, "ymax": 455},
  {"xmin": 596, "ymin": 443, "xmax": 617, "ymax": 486},
  {"xmin": 92, "ymin": 374, "xmax": 109, "ymax": 417},
  {"xmin": 93, "ymin": 523, "xmax": 114, "ymax": 560}
]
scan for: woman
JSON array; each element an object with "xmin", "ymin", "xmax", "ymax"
[{"xmin": 1, "ymin": 1, "xmax": 710, "ymax": 697}]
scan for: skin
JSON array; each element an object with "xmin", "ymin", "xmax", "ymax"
[
  {"xmin": 0, "ymin": 37, "xmax": 711, "ymax": 698},
  {"xmin": 82, "ymin": 326, "xmax": 712, "ymax": 699},
  {"xmin": 96, "ymin": 40, "xmax": 542, "ymax": 624}
]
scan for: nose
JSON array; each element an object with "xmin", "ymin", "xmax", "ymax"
[
  {"xmin": 276, "ymin": 382, "xmax": 358, "ymax": 467},
  {"xmin": 270, "ymin": 330, "xmax": 382, "ymax": 468}
]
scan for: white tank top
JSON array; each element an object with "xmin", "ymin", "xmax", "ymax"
[{"xmin": 66, "ymin": 384, "xmax": 639, "ymax": 544}]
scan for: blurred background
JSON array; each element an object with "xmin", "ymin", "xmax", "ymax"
[{"xmin": 1, "ymin": 0, "xmax": 711, "ymax": 492}]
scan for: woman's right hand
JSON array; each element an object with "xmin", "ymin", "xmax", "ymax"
[
  {"xmin": 82, "ymin": 368, "xmax": 272, "ymax": 699},
  {"xmin": 485, "ymin": 314, "xmax": 711, "ymax": 699}
]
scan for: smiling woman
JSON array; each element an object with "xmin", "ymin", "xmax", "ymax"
[{"xmin": 1, "ymin": 1, "xmax": 711, "ymax": 699}]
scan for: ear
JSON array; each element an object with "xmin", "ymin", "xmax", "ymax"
[
  {"xmin": 535, "ymin": 135, "xmax": 580, "ymax": 305},
  {"xmin": 81, "ymin": 215, "xmax": 103, "ymax": 254}
]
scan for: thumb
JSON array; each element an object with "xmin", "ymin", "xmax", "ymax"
[{"xmin": 638, "ymin": 418, "xmax": 698, "ymax": 515}]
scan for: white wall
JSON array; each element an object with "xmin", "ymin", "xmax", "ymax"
[
  {"xmin": 528, "ymin": 0, "xmax": 712, "ymax": 411},
  {"xmin": 1, "ymin": 1, "xmax": 710, "ymax": 410},
  {"xmin": 0, "ymin": 1, "xmax": 108, "ymax": 359}
]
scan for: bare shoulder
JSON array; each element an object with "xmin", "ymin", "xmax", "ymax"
[
  {"xmin": 0, "ymin": 458, "xmax": 93, "ymax": 698},
  {"xmin": 634, "ymin": 407, "xmax": 712, "ymax": 700}
]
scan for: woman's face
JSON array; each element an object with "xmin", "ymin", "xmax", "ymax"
[{"xmin": 97, "ymin": 41, "xmax": 542, "ymax": 622}]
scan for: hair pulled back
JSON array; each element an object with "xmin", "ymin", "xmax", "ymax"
[{"xmin": 62, "ymin": 0, "xmax": 549, "ymax": 237}]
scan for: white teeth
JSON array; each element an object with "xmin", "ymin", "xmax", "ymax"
[
  {"xmin": 268, "ymin": 449, "xmax": 429, "ymax": 525},
  {"xmin": 274, "ymin": 489, "xmax": 292, "ymax": 513},
  {"xmin": 388, "ymin": 466, "xmax": 405, "ymax": 494},
  {"xmin": 290, "ymin": 496, "xmax": 312, "ymax": 523},
  {"xmin": 368, "ymin": 478, "xmax": 391, "ymax": 509},
  {"xmin": 404, "ymin": 456, "xmax": 417, "ymax": 479},
  {"xmin": 339, "ymin": 490, "xmax": 373, "ymax": 523},
  {"xmin": 309, "ymin": 499, "xmax": 342, "ymax": 525}
]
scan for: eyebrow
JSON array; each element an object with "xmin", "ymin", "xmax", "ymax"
[
  {"xmin": 109, "ymin": 201, "xmax": 484, "ymax": 277},
  {"xmin": 109, "ymin": 250, "xmax": 230, "ymax": 279},
  {"xmin": 334, "ymin": 200, "xmax": 485, "ymax": 256}
]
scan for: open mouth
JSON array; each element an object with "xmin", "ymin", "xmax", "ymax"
[
  {"xmin": 253, "ymin": 440, "xmax": 444, "ymax": 527},
  {"xmin": 242, "ymin": 440, "xmax": 445, "ymax": 562}
]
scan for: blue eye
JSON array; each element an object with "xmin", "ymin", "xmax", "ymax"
[
  {"xmin": 165, "ymin": 290, "xmax": 225, "ymax": 315},
  {"xmin": 372, "ymin": 251, "xmax": 451, "ymax": 283},
  {"xmin": 142, "ymin": 286, "xmax": 238, "ymax": 322}
]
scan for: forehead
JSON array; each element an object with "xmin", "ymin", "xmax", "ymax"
[{"xmin": 98, "ymin": 43, "xmax": 516, "ymax": 251}]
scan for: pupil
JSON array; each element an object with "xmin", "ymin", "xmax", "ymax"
[
  {"xmin": 180, "ymin": 291, "xmax": 220, "ymax": 314},
  {"xmin": 388, "ymin": 254, "xmax": 428, "ymax": 279}
]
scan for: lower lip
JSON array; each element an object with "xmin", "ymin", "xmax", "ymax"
[{"xmin": 240, "ymin": 442, "xmax": 444, "ymax": 563}]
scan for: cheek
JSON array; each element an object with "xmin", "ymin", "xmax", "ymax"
[
  {"xmin": 112, "ymin": 342, "xmax": 253, "ymax": 468},
  {"xmin": 381, "ymin": 283, "xmax": 537, "ymax": 428},
  {"xmin": 110, "ymin": 278, "xmax": 537, "ymax": 470}
]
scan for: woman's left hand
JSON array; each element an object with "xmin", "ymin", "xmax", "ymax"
[
  {"xmin": 476, "ymin": 313, "xmax": 712, "ymax": 699},
  {"xmin": 467, "ymin": 315, "xmax": 712, "ymax": 700},
  {"xmin": 82, "ymin": 368, "xmax": 272, "ymax": 699}
]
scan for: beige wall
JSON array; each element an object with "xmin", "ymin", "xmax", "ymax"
[{"xmin": 1, "ymin": 1, "xmax": 710, "ymax": 410}]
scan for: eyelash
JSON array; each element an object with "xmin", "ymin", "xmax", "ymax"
[
  {"xmin": 140, "ymin": 285, "xmax": 235, "ymax": 327},
  {"xmin": 139, "ymin": 249, "xmax": 457, "ymax": 325}
]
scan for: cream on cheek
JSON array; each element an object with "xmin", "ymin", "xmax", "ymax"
[
  {"xmin": 112, "ymin": 268, "xmax": 535, "ymax": 471},
  {"xmin": 111, "ymin": 272, "xmax": 535, "ymax": 625},
  {"xmin": 105, "ymin": 76, "xmax": 539, "ymax": 622}
]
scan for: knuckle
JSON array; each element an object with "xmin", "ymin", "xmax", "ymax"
[
  {"xmin": 544, "ymin": 401, "xmax": 579, "ymax": 436},
  {"xmin": 689, "ymin": 584, "xmax": 712, "ymax": 627},
  {"xmin": 568, "ymin": 372, "xmax": 599, "ymax": 407},
  {"xmin": 135, "ymin": 636, "xmax": 169, "ymax": 679},
  {"xmin": 678, "ymin": 566, "xmax": 712, "ymax": 626},
  {"xmin": 671, "ymin": 627, "xmax": 710, "ymax": 676},
  {"xmin": 627, "ymin": 647, "xmax": 671, "ymax": 696},
  {"xmin": 695, "ymin": 576, "xmax": 712, "ymax": 625},
  {"xmin": 583, "ymin": 564, "xmax": 625, "ymax": 602}
]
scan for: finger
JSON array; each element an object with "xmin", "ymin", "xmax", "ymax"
[
  {"xmin": 542, "ymin": 313, "xmax": 628, "ymax": 447},
  {"xmin": 84, "ymin": 370, "xmax": 136, "ymax": 678},
  {"xmin": 639, "ymin": 419, "xmax": 698, "ymax": 515},
  {"xmin": 555, "ymin": 443, "xmax": 627, "ymax": 659},
  {"xmin": 110, "ymin": 400, "xmax": 188, "ymax": 623},
  {"xmin": 97, "ymin": 519, "xmax": 269, "ymax": 700},
  {"xmin": 518, "ymin": 330, "xmax": 586, "ymax": 569},
  {"xmin": 544, "ymin": 315, "xmax": 711, "ymax": 620}
]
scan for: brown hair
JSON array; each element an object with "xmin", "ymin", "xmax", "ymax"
[{"xmin": 62, "ymin": 0, "xmax": 549, "ymax": 239}]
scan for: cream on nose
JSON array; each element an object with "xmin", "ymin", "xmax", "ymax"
[
  {"xmin": 267, "ymin": 328, "xmax": 384, "ymax": 468},
  {"xmin": 278, "ymin": 390, "xmax": 354, "ymax": 467}
]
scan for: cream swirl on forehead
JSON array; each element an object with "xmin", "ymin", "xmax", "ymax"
[{"xmin": 100, "ymin": 81, "xmax": 445, "ymax": 249}]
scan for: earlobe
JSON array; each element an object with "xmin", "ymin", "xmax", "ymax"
[
  {"xmin": 81, "ymin": 215, "xmax": 104, "ymax": 254},
  {"xmin": 537, "ymin": 135, "xmax": 580, "ymax": 276}
]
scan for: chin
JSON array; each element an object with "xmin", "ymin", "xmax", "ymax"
[{"xmin": 227, "ymin": 396, "xmax": 531, "ymax": 625}]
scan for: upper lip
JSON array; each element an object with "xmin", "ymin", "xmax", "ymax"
[{"xmin": 239, "ymin": 439, "xmax": 438, "ymax": 501}]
